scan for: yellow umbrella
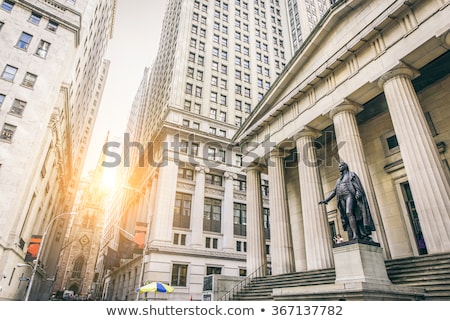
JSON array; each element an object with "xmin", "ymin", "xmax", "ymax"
[{"xmin": 136, "ymin": 282, "xmax": 174, "ymax": 293}]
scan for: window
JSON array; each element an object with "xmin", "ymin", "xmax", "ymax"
[
  {"xmin": 173, "ymin": 193, "xmax": 191, "ymax": 228},
  {"xmin": 205, "ymin": 173, "xmax": 222, "ymax": 186},
  {"xmin": 264, "ymin": 207, "xmax": 270, "ymax": 239},
  {"xmin": 234, "ymin": 203, "xmax": 247, "ymax": 236},
  {"xmin": 235, "ymin": 100, "xmax": 242, "ymax": 110},
  {"xmin": 28, "ymin": 12, "xmax": 42, "ymax": 25},
  {"xmin": 206, "ymin": 266, "xmax": 222, "ymax": 274},
  {"xmin": 236, "ymin": 241, "xmax": 247, "ymax": 253},
  {"xmin": 195, "ymin": 86, "xmax": 202, "ymax": 97},
  {"xmin": 235, "ymin": 116, "xmax": 242, "ymax": 127},
  {"xmin": 17, "ymin": 32, "xmax": 33, "ymax": 50},
  {"xmin": 1, "ymin": 0, "xmax": 14, "ymax": 12},
  {"xmin": 210, "ymin": 92, "xmax": 217, "ymax": 102},
  {"xmin": 171, "ymin": 264, "xmax": 188, "ymax": 287},
  {"xmin": 71, "ymin": 257, "xmax": 84, "ymax": 279},
  {"xmin": 192, "ymin": 122, "xmax": 200, "ymax": 130},
  {"xmin": 205, "ymin": 238, "xmax": 218, "ymax": 249},
  {"xmin": 36, "ymin": 40, "xmax": 51, "ymax": 58},
  {"xmin": 218, "ymin": 149, "xmax": 226, "ymax": 162},
  {"xmin": 208, "ymin": 146, "xmax": 216, "ymax": 158},
  {"xmin": 381, "ymin": 131, "xmax": 400, "ymax": 156},
  {"xmin": 179, "ymin": 140, "xmax": 188, "ymax": 153},
  {"xmin": 9, "ymin": 99, "xmax": 26, "ymax": 117},
  {"xmin": 209, "ymin": 108, "xmax": 217, "ymax": 119},
  {"xmin": 235, "ymin": 153, "xmax": 243, "ymax": 167},
  {"xmin": 204, "ymin": 198, "xmax": 221, "ymax": 232},
  {"xmin": 178, "ymin": 167, "xmax": 193, "ymax": 180},
  {"xmin": 233, "ymin": 179, "xmax": 246, "ymax": 191},
  {"xmin": 219, "ymin": 111, "xmax": 226, "ymax": 121},
  {"xmin": 0, "ymin": 94, "xmax": 5, "ymax": 107},
  {"xmin": 187, "ymin": 67, "xmax": 194, "ymax": 78},
  {"xmin": 191, "ymin": 142, "xmax": 199, "ymax": 155},
  {"xmin": 22, "ymin": 72, "xmax": 37, "ymax": 89},
  {"xmin": 1, "ymin": 65, "xmax": 18, "ymax": 82},
  {"xmin": 0, "ymin": 123, "xmax": 16, "ymax": 142},
  {"xmin": 47, "ymin": 20, "xmax": 59, "ymax": 32},
  {"xmin": 173, "ymin": 233, "xmax": 186, "ymax": 245},
  {"xmin": 185, "ymin": 83, "xmax": 193, "ymax": 94},
  {"xmin": 261, "ymin": 179, "xmax": 269, "ymax": 196}
]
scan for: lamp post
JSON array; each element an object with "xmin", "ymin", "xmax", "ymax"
[
  {"xmin": 121, "ymin": 186, "xmax": 151, "ymax": 301},
  {"xmin": 24, "ymin": 211, "xmax": 77, "ymax": 301}
]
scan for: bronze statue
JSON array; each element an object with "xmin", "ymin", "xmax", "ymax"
[{"xmin": 319, "ymin": 161, "xmax": 375, "ymax": 240}]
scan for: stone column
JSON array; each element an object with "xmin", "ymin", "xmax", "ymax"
[
  {"xmin": 245, "ymin": 166, "xmax": 267, "ymax": 276},
  {"xmin": 190, "ymin": 166, "xmax": 209, "ymax": 248},
  {"xmin": 268, "ymin": 149, "xmax": 295, "ymax": 275},
  {"xmin": 378, "ymin": 64, "xmax": 450, "ymax": 253},
  {"xmin": 223, "ymin": 172, "xmax": 237, "ymax": 252},
  {"xmin": 149, "ymin": 160, "xmax": 179, "ymax": 246},
  {"xmin": 295, "ymin": 128, "xmax": 333, "ymax": 270},
  {"xmin": 329, "ymin": 101, "xmax": 390, "ymax": 257}
]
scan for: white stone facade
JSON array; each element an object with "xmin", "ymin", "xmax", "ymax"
[
  {"xmin": 235, "ymin": 0, "xmax": 450, "ymax": 275},
  {"xmin": 0, "ymin": 0, "xmax": 115, "ymax": 300}
]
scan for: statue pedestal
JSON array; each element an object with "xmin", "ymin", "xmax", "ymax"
[
  {"xmin": 333, "ymin": 240, "xmax": 391, "ymax": 285},
  {"xmin": 272, "ymin": 240, "xmax": 425, "ymax": 300}
]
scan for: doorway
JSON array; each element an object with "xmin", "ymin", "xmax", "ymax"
[{"xmin": 401, "ymin": 182, "xmax": 427, "ymax": 255}]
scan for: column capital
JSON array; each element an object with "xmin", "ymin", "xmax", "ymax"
[
  {"xmin": 195, "ymin": 166, "xmax": 209, "ymax": 174},
  {"xmin": 224, "ymin": 171, "xmax": 238, "ymax": 180},
  {"xmin": 377, "ymin": 62, "xmax": 419, "ymax": 88},
  {"xmin": 293, "ymin": 126, "xmax": 322, "ymax": 141},
  {"xmin": 440, "ymin": 30, "xmax": 450, "ymax": 48},
  {"xmin": 329, "ymin": 99, "xmax": 363, "ymax": 119},
  {"xmin": 270, "ymin": 148, "xmax": 289, "ymax": 158},
  {"xmin": 244, "ymin": 165, "xmax": 264, "ymax": 173}
]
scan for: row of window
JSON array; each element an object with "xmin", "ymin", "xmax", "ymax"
[
  {"xmin": 178, "ymin": 166, "xmax": 269, "ymax": 192},
  {"xmin": 173, "ymin": 192, "xmax": 271, "ymax": 236},
  {"xmin": 174, "ymin": 231, "xmax": 246, "ymax": 253}
]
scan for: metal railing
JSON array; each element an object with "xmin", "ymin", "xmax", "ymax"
[{"xmin": 218, "ymin": 263, "xmax": 268, "ymax": 301}]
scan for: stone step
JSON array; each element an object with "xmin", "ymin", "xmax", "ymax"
[{"xmin": 231, "ymin": 253, "xmax": 450, "ymax": 301}]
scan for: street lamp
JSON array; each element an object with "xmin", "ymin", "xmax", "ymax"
[
  {"xmin": 24, "ymin": 211, "xmax": 77, "ymax": 301},
  {"xmin": 121, "ymin": 185, "xmax": 151, "ymax": 301}
]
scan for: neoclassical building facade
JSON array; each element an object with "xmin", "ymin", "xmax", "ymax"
[{"xmin": 233, "ymin": 0, "xmax": 450, "ymax": 276}]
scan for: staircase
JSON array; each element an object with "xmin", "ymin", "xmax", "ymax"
[
  {"xmin": 229, "ymin": 252, "xmax": 450, "ymax": 301},
  {"xmin": 386, "ymin": 252, "xmax": 450, "ymax": 300}
]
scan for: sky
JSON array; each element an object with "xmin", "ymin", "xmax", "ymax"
[{"xmin": 82, "ymin": 0, "xmax": 167, "ymax": 177}]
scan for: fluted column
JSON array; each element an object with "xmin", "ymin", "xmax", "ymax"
[
  {"xmin": 268, "ymin": 149, "xmax": 295, "ymax": 275},
  {"xmin": 329, "ymin": 100, "xmax": 390, "ymax": 257},
  {"xmin": 190, "ymin": 166, "xmax": 209, "ymax": 248},
  {"xmin": 223, "ymin": 172, "xmax": 237, "ymax": 252},
  {"xmin": 245, "ymin": 166, "xmax": 267, "ymax": 276},
  {"xmin": 378, "ymin": 64, "xmax": 450, "ymax": 253},
  {"xmin": 295, "ymin": 128, "xmax": 333, "ymax": 270}
]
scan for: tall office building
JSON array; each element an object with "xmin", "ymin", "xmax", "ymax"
[
  {"xmin": 285, "ymin": 0, "xmax": 334, "ymax": 51},
  {"xmin": 0, "ymin": 0, "xmax": 115, "ymax": 300},
  {"xmin": 100, "ymin": 0, "xmax": 299, "ymax": 301}
]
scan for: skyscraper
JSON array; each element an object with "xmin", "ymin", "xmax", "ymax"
[
  {"xmin": 100, "ymin": 0, "xmax": 300, "ymax": 301},
  {"xmin": 0, "ymin": 0, "xmax": 116, "ymax": 300}
]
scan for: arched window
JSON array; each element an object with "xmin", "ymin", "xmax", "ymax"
[{"xmin": 71, "ymin": 256, "xmax": 84, "ymax": 279}]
